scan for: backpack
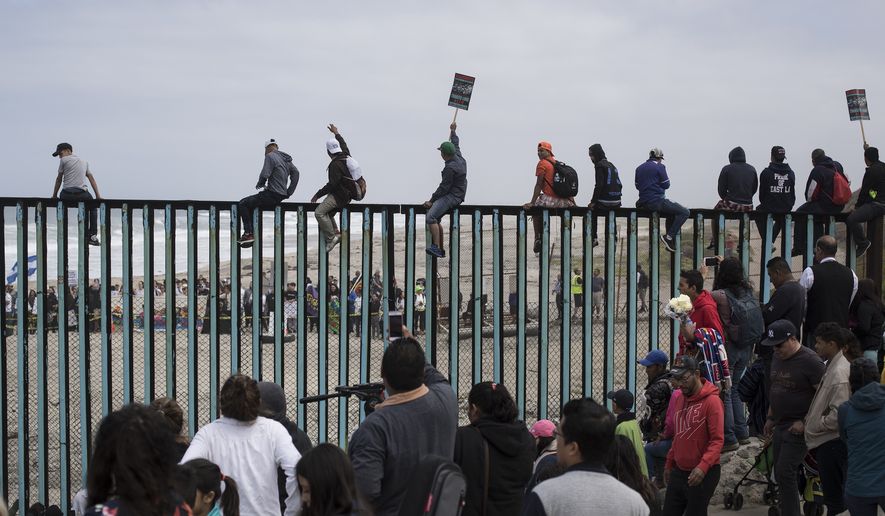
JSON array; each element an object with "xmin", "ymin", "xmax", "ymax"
[
  {"xmin": 828, "ymin": 170, "xmax": 851, "ymax": 205},
  {"xmin": 346, "ymin": 156, "xmax": 367, "ymax": 201},
  {"xmin": 722, "ymin": 289, "xmax": 765, "ymax": 349},
  {"xmin": 550, "ymin": 160, "xmax": 579, "ymax": 198},
  {"xmin": 397, "ymin": 455, "xmax": 467, "ymax": 516}
]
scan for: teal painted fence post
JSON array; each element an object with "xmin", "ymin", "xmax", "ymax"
[
  {"xmin": 16, "ymin": 202, "xmax": 30, "ymax": 507},
  {"xmin": 208, "ymin": 205, "xmax": 220, "ymax": 420},
  {"xmin": 35, "ymin": 202, "xmax": 49, "ymax": 504},
  {"xmin": 55, "ymin": 202, "xmax": 71, "ymax": 513},
  {"xmin": 186, "ymin": 206, "xmax": 198, "ymax": 435},
  {"xmin": 143, "ymin": 206, "xmax": 155, "ymax": 402},
  {"xmin": 164, "ymin": 204, "xmax": 177, "ymax": 397},
  {"xmin": 121, "ymin": 204, "xmax": 134, "ymax": 404}
]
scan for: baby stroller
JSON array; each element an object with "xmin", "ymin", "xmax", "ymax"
[
  {"xmin": 723, "ymin": 440, "xmax": 777, "ymax": 512},
  {"xmin": 723, "ymin": 442, "xmax": 824, "ymax": 516}
]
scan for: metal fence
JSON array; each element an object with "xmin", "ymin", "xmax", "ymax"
[{"xmin": 0, "ymin": 197, "xmax": 876, "ymax": 512}]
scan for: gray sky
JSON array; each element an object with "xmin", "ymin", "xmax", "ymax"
[{"xmin": 1, "ymin": 0, "xmax": 882, "ymax": 207}]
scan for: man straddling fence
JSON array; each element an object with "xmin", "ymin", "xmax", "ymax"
[
  {"xmin": 238, "ymin": 138, "xmax": 300, "ymax": 247},
  {"xmin": 846, "ymin": 145, "xmax": 885, "ymax": 257},
  {"xmin": 709, "ymin": 146, "xmax": 757, "ymax": 250},
  {"xmin": 50, "ymin": 142, "xmax": 102, "ymax": 246},
  {"xmin": 423, "ymin": 122, "xmax": 467, "ymax": 258},
  {"xmin": 635, "ymin": 148, "xmax": 689, "ymax": 253},
  {"xmin": 312, "ymin": 124, "xmax": 361, "ymax": 253},
  {"xmin": 524, "ymin": 141, "xmax": 575, "ymax": 254},
  {"xmin": 587, "ymin": 143, "xmax": 622, "ymax": 247},
  {"xmin": 755, "ymin": 146, "xmax": 796, "ymax": 245}
]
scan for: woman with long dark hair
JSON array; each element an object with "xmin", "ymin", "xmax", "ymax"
[
  {"xmin": 182, "ymin": 373, "xmax": 302, "ymax": 515},
  {"xmin": 850, "ymin": 278, "xmax": 885, "ymax": 367},
  {"xmin": 453, "ymin": 381, "xmax": 535, "ymax": 515},
  {"xmin": 175, "ymin": 458, "xmax": 240, "ymax": 516},
  {"xmin": 605, "ymin": 435, "xmax": 661, "ymax": 516},
  {"xmin": 296, "ymin": 443, "xmax": 370, "ymax": 516},
  {"xmin": 151, "ymin": 397, "xmax": 190, "ymax": 461},
  {"xmin": 85, "ymin": 403, "xmax": 191, "ymax": 515},
  {"xmin": 710, "ymin": 256, "xmax": 761, "ymax": 451}
]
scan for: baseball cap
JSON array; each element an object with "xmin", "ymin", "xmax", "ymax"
[
  {"xmin": 52, "ymin": 142, "xmax": 73, "ymax": 157},
  {"xmin": 327, "ymin": 138, "xmax": 342, "ymax": 154},
  {"xmin": 538, "ymin": 141, "xmax": 553, "ymax": 153},
  {"xmin": 771, "ymin": 146, "xmax": 786, "ymax": 159},
  {"xmin": 529, "ymin": 419, "xmax": 556, "ymax": 438},
  {"xmin": 649, "ymin": 148, "xmax": 664, "ymax": 159},
  {"xmin": 638, "ymin": 349, "xmax": 669, "ymax": 367},
  {"xmin": 265, "ymin": 138, "xmax": 279, "ymax": 149},
  {"xmin": 760, "ymin": 319, "xmax": 797, "ymax": 347},
  {"xmin": 606, "ymin": 389, "xmax": 635, "ymax": 410},
  {"xmin": 438, "ymin": 141, "xmax": 456, "ymax": 155},
  {"xmin": 670, "ymin": 356, "xmax": 699, "ymax": 377}
]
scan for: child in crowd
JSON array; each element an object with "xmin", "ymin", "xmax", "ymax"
[
  {"xmin": 297, "ymin": 443, "xmax": 370, "ymax": 516},
  {"xmin": 175, "ymin": 459, "xmax": 240, "ymax": 516}
]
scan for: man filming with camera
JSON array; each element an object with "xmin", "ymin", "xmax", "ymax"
[{"xmin": 348, "ymin": 328, "xmax": 458, "ymax": 515}]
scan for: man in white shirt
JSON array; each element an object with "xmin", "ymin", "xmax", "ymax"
[
  {"xmin": 798, "ymin": 236, "xmax": 858, "ymax": 347},
  {"xmin": 50, "ymin": 142, "xmax": 102, "ymax": 246}
]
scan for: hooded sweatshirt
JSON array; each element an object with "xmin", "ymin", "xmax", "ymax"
[
  {"xmin": 430, "ymin": 130, "xmax": 468, "ymax": 203},
  {"xmin": 717, "ymin": 147, "xmax": 758, "ymax": 205},
  {"xmin": 838, "ymin": 382, "xmax": 885, "ymax": 497},
  {"xmin": 454, "ymin": 417, "xmax": 535, "ymax": 516},
  {"xmin": 589, "ymin": 145, "xmax": 623, "ymax": 206},
  {"xmin": 856, "ymin": 159, "xmax": 885, "ymax": 206},
  {"xmin": 678, "ymin": 290, "xmax": 724, "ymax": 357},
  {"xmin": 665, "ymin": 379, "xmax": 724, "ymax": 474},
  {"xmin": 758, "ymin": 161, "xmax": 796, "ymax": 212},
  {"xmin": 804, "ymin": 155, "xmax": 845, "ymax": 209},
  {"xmin": 257, "ymin": 150, "xmax": 300, "ymax": 198}
]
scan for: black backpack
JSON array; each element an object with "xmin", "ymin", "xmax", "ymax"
[
  {"xmin": 722, "ymin": 289, "xmax": 764, "ymax": 349},
  {"xmin": 398, "ymin": 455, "xmax": 466, "ymax": 516},
  {"xmin": 550, "ymin": 160, "xmax": 579, "ymax": 198},
  {"xmin": 602, "ymin": 162, "xmax": 623, "ymax": 200}
]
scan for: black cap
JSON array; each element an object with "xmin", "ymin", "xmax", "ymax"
[
  {"xmin": 52, "ymin": 142, "xmax": 72, "ymax": 157},
  {"xmin": 771, "ymin": 146, "xmax": 786, "ymax": 159},
  {"xmin": 760, "ymin": 319, "xmax": 797, "ymax": 347},
  {"xmin": 606, "ymin": 389, "xmax": 635, "ymax": 410},
  {"xmin": 671, "ymin": 356, "xmax": 699, "ymax": 377}
]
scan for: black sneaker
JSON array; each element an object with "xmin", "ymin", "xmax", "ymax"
[
  {"xmin": 88, "ymin": 235, "xmax": 100, "ymax": 247},
  {"xmin": 856, "ymin": 241, "xmax": 871, "ymax": 258},
  {"xmin": 660, "ymin": 234, "xmax": 676, "ymax": 253},
  {"xmin": 592, "ymin": 238, "xmax": 599, "ymax": 248},
  {"xmin": 238, "ymin": 232, "xmax": 254, "ymax": 247},
  {"xmin": 706, "ymin": 241, "xmax": 716, "ymax": 251},
  {"xmin": 533, "ymin": 239, "xmax": 542, "ymax": 254}
]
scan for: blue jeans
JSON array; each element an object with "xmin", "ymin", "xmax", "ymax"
[
  {"xmin": 644, "ymin": 439, "xmax": 672, "ymax": 481},
  {"xmin": 723, "ymin": 346, "xmax": 750, "ymax": 445},
  {"xmin": 426, "ymin": 193, "xmax": 462, "ymax": 225},
  {"xmin": 638, "ymin": 198, "xmax": 690, "ymax": 239}
]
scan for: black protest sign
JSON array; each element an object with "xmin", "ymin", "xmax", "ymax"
[
  {"xmin": 448, "ymin": 73, "xmax": 476, "ymax": 110},
  {"xmin": 846, "ymin": 89, "xmax": 870, "ymax": 121}
]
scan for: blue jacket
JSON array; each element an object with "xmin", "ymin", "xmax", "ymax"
[
  {"xmin": 838, "ymin": 382, "xmax": 885, "ymax": 497},
  {"xmin": 635, "ymin": 159, "xmax": 670, "ymax": 206}
]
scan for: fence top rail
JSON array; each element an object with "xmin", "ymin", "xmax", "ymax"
[{"xmin": 0, "ymin": 197, "xmax": 852, "ymax": 222}]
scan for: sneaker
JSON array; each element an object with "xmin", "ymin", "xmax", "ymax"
[
  {"xmin": 426, "ymin": 244, "xmax": 445, "ymax": 258},
  {"xmin": 88, "ymin": 235, "xmax": 100, "ymax": 247},
  {"xmin": 238, "ymin": 233, "xmax": 254, "ymax": 247},
  {"xmin": 706, "ymin": 241, "xmax": 716, "ymax": 251},
  {"xmin": 592, "ymin": 238, "xmax": 599, "ymax": 248},
  {"xmin": 856, "ymin": 241, "xmax": 871, "ymax": 258},
  {"xmin": 533, "ymin": 239, "xmax": 542, "ymax": 254},
  {"xmin": 721, "ymin": 442, "xmax": 739, "ymax": 453},
  {"xmin": 327, "ymin": 234, "xmax": 341, "ymax": 253},
  {"xmin": 660, "ymin": 234, "xmax": 676, "ymax": 253}
]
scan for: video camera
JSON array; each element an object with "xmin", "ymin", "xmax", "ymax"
[{"xmin": 299, "ymin": 382, "xmax": 385, "ymax": 415}]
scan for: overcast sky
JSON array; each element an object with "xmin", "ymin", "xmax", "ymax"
[{"xmin": 1, "ymin": 0, "xmax": 882, "ymax": 208}]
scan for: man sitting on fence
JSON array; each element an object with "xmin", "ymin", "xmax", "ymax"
[
  {"xmin": 238, "ymin": 138, "xmax": 300, "ymax": 247},
  {"xmin": 846, "ymin": 145, "xmax": 885, "ymax": 258},
  {"xmin": 709, "ymin": 147, "xmax": 757, "ymax": 250},
  {"xmin": 635, "ymin": 148, "xmax": 689, "ymax": 254}
]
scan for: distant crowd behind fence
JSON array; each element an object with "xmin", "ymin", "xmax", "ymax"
[{"xmin": 0, "ymin": 197, "xmax": 882, "ymax": 512}]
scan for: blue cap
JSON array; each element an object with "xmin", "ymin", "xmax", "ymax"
[{"xmin": 637, "ymin": 349, "xmax": 669, "ymax": 367}]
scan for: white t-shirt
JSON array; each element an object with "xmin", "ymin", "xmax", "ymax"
[
  {"xmin": 58, "ymin": 155, "xmax": 90, "ymax": 191},
  {"xmin": 181, "ymin": 416, "xmax": 301, "ymax": 515}
]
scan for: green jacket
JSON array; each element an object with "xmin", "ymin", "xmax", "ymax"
[{"xmin": 615, "ymin": 414, "xmax": 648, "ymax": 477}]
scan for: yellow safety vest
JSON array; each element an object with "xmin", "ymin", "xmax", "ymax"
[{"xmin": 571, "ymin": 274, "xmax": 583, "ymax": 295}]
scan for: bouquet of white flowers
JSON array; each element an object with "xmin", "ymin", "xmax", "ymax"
[{"xmin": 663, "ymin": 294, "xmax": 693, "ymax": 324}]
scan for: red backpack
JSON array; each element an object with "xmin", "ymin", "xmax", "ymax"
[{"xmin": 829, "ymin": 170, "xmax": 852, "ymax": 205}]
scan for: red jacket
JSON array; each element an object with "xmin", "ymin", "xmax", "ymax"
[
  {"xmin": 665, "ymin": 379, "xmax": 724, "ymax": 473},
  {"xmin": 678, "ymin": 290, "xmax": 724, "ymax": 356}
]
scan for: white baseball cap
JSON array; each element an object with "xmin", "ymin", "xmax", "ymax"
[
  {"xmin": 326, "ymin": 138, "xmax": 342, "ymax": 154},
  {"xmin": 265, "ymin": 138, "xmax": 278, "ymax": 148}
]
